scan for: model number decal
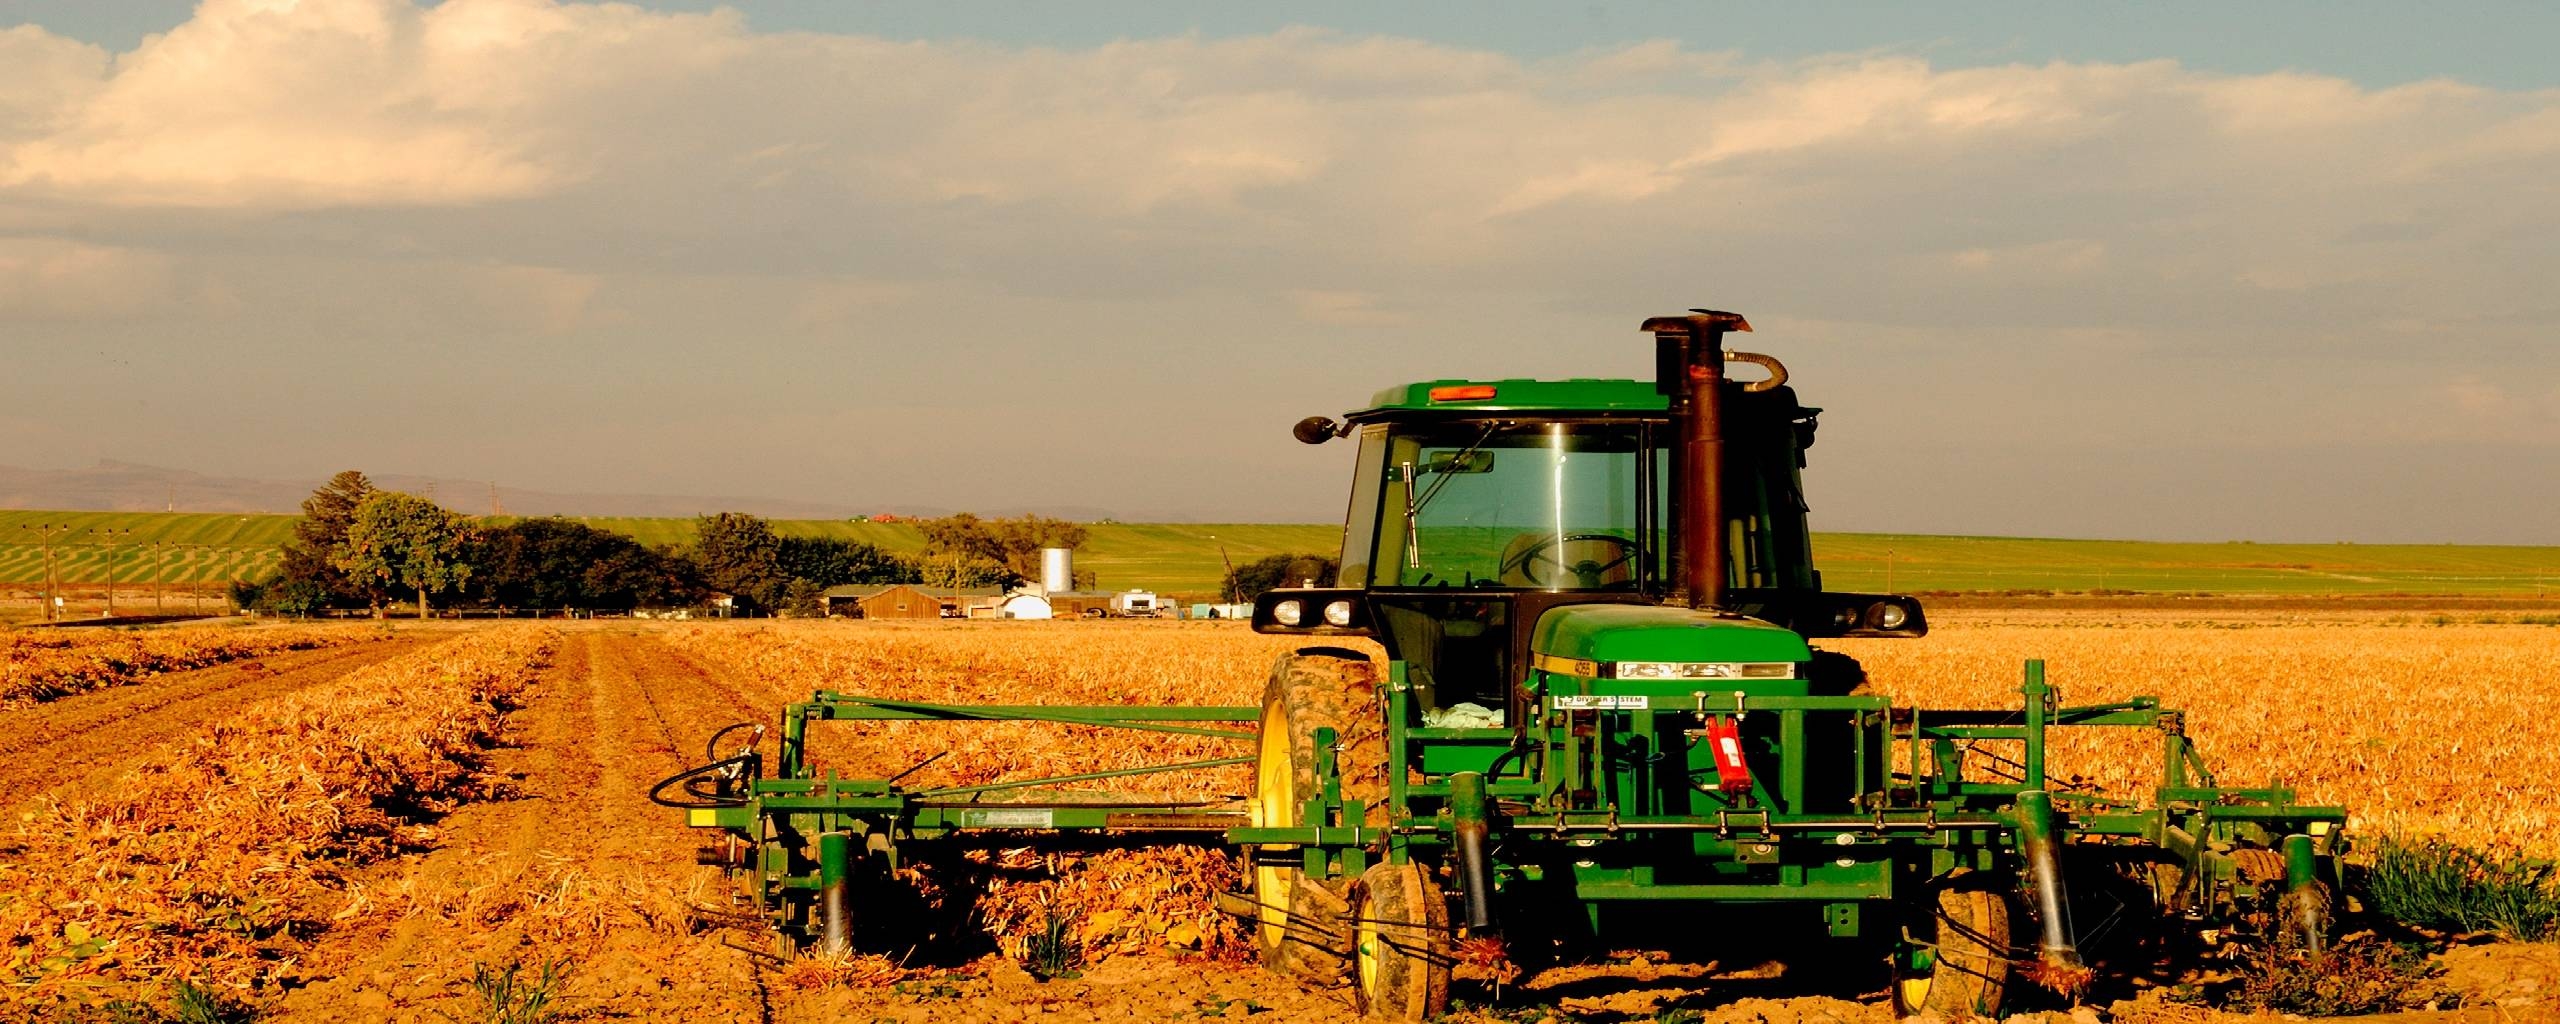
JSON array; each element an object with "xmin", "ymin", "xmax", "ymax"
[
  {"xmin": 1551, "ymin": 695, "xmax": 1650, "ymax": 710},
  {"xmin": 962, "ymin": 809, "xmax": 1056, "ymax": 828}
]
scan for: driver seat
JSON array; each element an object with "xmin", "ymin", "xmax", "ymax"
[{"xmin": 1497, "ymin": 533, "xmax": 1639, "ymax": 589}]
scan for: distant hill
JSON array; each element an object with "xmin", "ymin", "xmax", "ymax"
[{"xmin": 0, "ymin": 460, "xmax": 1117, "ymax": 521}]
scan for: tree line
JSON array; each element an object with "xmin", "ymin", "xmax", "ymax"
[{"xmin": 237, "ymin": 471, "xmax": 1094, "ymax": 618}]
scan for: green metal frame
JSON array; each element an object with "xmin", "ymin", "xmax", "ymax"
[{"xmin": 685, "ymin": 662, "xmax": 2344, "ymax": 950}]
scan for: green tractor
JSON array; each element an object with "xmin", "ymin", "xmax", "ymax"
[{"xmin": 664, "ymin": 310, "xmax": 2344, "ymax": 1020}]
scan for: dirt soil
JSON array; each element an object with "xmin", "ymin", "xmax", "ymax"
[
  {"xmin": 159, "ymin": 628, "xmax": 2553, "ymax": 1024},
  {"xmin": 0, "ymin": 638, "xmax": 421, "ymax": 811}
]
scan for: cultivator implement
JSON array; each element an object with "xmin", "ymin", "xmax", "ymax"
[
  {"xmin": 664, "ymin": 659, "xmax": 2342, "ymax": 1017},
  {"xmin": 663, "ymin": 309, "xmax": 2350, "ymax": 1019}
]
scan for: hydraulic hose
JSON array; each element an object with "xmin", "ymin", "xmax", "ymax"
[{"xmin": 648, "ymin": 752, "xmax": 759, "ymax": 809}]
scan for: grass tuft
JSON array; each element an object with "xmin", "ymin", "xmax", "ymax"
[
  {"xmin": 2364, "ymin": 836, "xmax": 2560, "ymax": 940},
  {"xmin": 2225, "ymin": 935, "xmax": 2451, "ymax": 1015},
  {"xmin": 448, "ymin": 958, "xmax": 572, "ymax": 1024}
]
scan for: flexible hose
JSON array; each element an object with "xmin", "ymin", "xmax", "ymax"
[
  {"xmin": 1727, "ymin": 351, "xmax": 1788, "ymax": 392},
  {"xmin": 704, "ymin": 721, "xmax": 760, "ymax": 763},
  {"xmin": 648, "ymin": 753, "xmax": 758, "ymax": 809}
]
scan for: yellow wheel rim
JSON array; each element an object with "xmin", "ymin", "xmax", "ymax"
[
  {"xmin": 1253, "ymin": 702, "xmax": 1293, "ymax": 948},
  {"xmin": 1356, "ymin": 911, "xmax": 1383, "ymax": 998},
  {"xmin": 1898, "ymin": 975, "xmax": 1931, "ymax": 1011}
]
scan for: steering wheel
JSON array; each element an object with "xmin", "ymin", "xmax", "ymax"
[{"xmin": 1499, "ymin": 533, "xmax": 1641, "ymax": 589}]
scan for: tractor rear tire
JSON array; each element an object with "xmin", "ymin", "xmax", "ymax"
[
  {"xmin": 1348, "ymin": 861, "xmax": 1452, "ymax": 1022},
  {"xmin": 1894, "ymin": 878, "xmax": 2016, "ymax": 1019},
  {"xmin": 1250, "ymin": 648, "xmax": 1388, "ymax": 983}
]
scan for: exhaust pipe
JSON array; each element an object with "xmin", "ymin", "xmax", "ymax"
[
  {"xmin": 1644, "ymin": 310, "xmax": 1752, "ymax": 610},
  {"xmin": 1449, "ymin": 771, "xmax": 1496, "ymax": 931}
]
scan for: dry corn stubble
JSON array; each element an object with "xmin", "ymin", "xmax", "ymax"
[
  {"xmin": 0, "ymin": 626, "xmax": 558, "ymax": 1011},
  {"xmin": 1, "ymin": 624, "xmax": 381, "ymax": 706}
]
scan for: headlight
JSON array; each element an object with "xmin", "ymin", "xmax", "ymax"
[
  {"xmin": 1872, "ymin": 602, "xmax": 1909, "ymax": 630},
  {"xmin": 1322, "ymin": 600, "xmax": 1354, "ymax": 627},
  {"xmin": 1272, "ymin": 600, "xmax": 1303, "ymax": 626}
]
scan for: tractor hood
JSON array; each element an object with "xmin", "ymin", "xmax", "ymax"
[{"xmin": 1529, "ymin": 603, "xmax": 1811, "ymax": 673}]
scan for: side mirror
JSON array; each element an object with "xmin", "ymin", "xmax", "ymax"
[{"xmin": 1293, "ymin": 417, "xmax": 1342, "ymax": 445}]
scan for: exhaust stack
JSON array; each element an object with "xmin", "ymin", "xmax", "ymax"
[{"xmin": 1645, "ymin": 309, "xmax": 1753, "ymax": 610}]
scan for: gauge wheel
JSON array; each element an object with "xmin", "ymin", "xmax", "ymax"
[
  {"xmin": 1250, "ymin": 649, "xmax": 1388, "ymax": 982},
  {"xmin": 1349, "ymin": 861, "xmax": 1451, "ymax": 1021},
  {"xmin": 1893, "ymin": 876, "xmax": 2015, "ymax": 1018}
]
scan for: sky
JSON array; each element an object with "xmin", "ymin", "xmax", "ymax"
[{"xmin": 1, "ymin": 1, "xmax": 2556, "ymax": 543}]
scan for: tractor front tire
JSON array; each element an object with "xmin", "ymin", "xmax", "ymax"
[
  {"xmin": 1894, "ymin": 879, "xmax": 2016, "ymax": 1019},
  {"xmin": 1250, "ymin": 648, "xmax": 1387, "ymax": 983},
  {"xmin": 1348, "ymin": 861, "xmax": 1452, "ymax": 1022}
]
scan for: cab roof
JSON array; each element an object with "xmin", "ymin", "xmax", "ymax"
[{"xmin": 1352, "ymin": 378, "xmax": 1665, "ymax": 420}]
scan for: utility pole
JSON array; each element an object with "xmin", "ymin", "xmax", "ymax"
[
  {"xmin": 1216, "ymin": 540, "xmax": 1239, "ymax": 604},
  {"xmin": 91, "ymin": 527, "xmax": 133, "ymax": 617},
  {"xmin": 19, "ymin": 523, "xmax": 73, "ymax": 622},
  {"xmin": 1884, "ymin": 548, "xmax": 1895, "ymax": 594},
  {"xmin": 153, "ymin": 541, "xmax": 166, "ymax": 614}
]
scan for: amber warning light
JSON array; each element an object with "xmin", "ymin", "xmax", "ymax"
[{"xmin": 1428, "ymin": 385, "xmax": 1499, "ymax": 402}]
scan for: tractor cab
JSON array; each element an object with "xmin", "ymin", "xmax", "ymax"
[{"xmin": 1256, "ymin": 312, "xmax": 1927, "ymax": 719}]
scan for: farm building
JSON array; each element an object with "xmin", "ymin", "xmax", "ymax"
[
  {"xmin": 822, "ymin": 585, "xmax": 1004, "ymax": 619},
  {"xmin": 1043, "ymin": 592, "xmax": 1114, "ymax": 618},
  {"xmin": 821, "ymin": 584, "xmax": 935, "ymax": 620},
  {"xmin": 989, "ymin": 593, "xmax": 1053, "ymax": 620}
]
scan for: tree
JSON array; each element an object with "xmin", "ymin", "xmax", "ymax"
[
  {"xmin": 781, "ymin": 578, "xmax": 827, "ymax": 618},
  {"xmin": 589, "ymin": 543, "xmax": 705, "ymax": 611},
  {"xmin": 780, "ymin": 536, "xmax": 918, "ymax": 588},
  {"xmin": 273, "ymin": 470, "xmax": 381, "ymax": 611},
  {"xmin": 334, "ymin": 491, "xmax": 474, "ymax": 619},
  {"xmin": 472, "ymin": 517, "xmax": 697, "ymax": 611},
  {"xmin": 1223, "ymin": 553, "xmax": 1342, "ymax": 601},
  {"xmin": 692, "ymin": 512, "xmax": 787, "ymax": 613},
  {"xmin": 252, "ymin": 569, "xmax": 332, "ymax": 618},
  {"xmin": 908, "ymin": 552, "xmax": 1016, "ymax": 589},
  {"xmin": 914, "ymin": 513, "xmax": 1090, "ymax": 584}
]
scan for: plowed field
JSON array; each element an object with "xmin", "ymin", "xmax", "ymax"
[
  {"xmin": 0, "ymin": 640, "xmax": 421, "ymax": 810},
  {"xmin": 4, "ymin": 616, "xmax": 2553, "ymax": 1023}
]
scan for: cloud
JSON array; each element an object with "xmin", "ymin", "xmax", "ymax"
[
  {"xmin": 2, "ymin": 2, "xmax": 2559, "ymax": 533},
  {"xmin": 0, "ymin": 0, "xmax": 650, "ymax": 206}
]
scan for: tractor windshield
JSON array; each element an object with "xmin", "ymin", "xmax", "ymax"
[{"xmin": 1345, "ymin": 421, "xmax": 1662, "ymax": 591}]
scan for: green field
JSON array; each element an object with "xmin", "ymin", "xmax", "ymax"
[
  {"xmin": 0, "ymin": 510, "xmax": 295, "ymax": 585},
  {"xmin": 1809, "ymin": 534, "xmax": 2560, "ymax": 597},
  {"xmin": 5, "ymin": 509, "xmax": 2559, "ymax": 598}
]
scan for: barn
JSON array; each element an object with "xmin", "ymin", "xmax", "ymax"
[{"xmin": 822, "ymin": 584, "xmax": 962, "ymax": 619}]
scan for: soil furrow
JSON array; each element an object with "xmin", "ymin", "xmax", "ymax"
[
  {"xmin": 269, "ymin": 628, "xmax": 770, "ymax": 1024},
  {"xmin": 0, "ymin": 638, "xmax": 422, "ymax": 811}
]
